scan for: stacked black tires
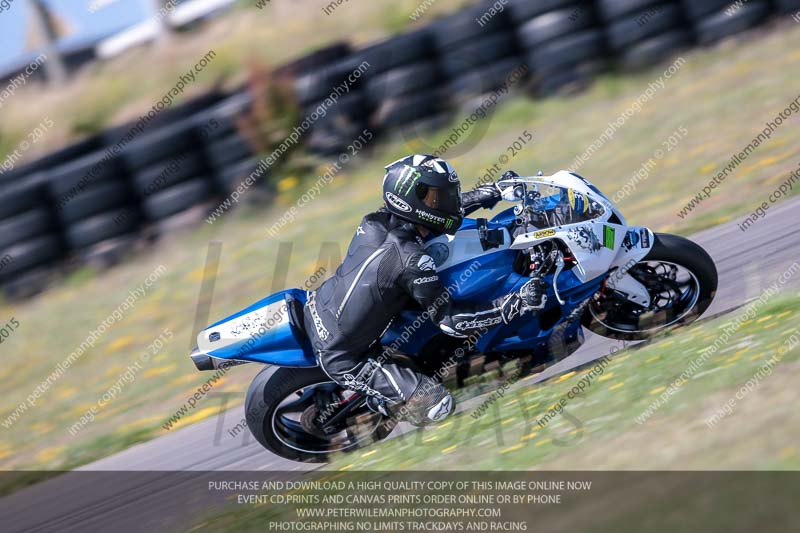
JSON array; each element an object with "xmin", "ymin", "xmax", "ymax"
[
  {"xmin": 293, "ymin": 44, "xmax": 370, "ymax": 155},
  {"xmin": 0, "ymin": 176, "xmax": 61, "ymax": 291},
  {"xmin": 682, "ymin": 0, "xmax": 772, "ymax": 45},
  {"xmin": 433, "ymin": 2, "xmax": 525, "ymax": 101},
  {"xmin": 511, "ymin": 0, "xmax": 606, "ymax": 94},
  {"xmin": 49, "ymin": 150, "xmax": 139, "ymax": 252},
  {"xmin": 118, "ymin": 117, "xmax": 214, "ymax": 225},
  {"xmin": 774, "ymin": 0, "xmax": 800, "ymax": 13},
  {"xmin": 362, "ymin": 29, "xmax": 441, "ymax": 131},
  {"xmin": 194, "ymin": 92, "xmax": 261, "ymax": 197},
  {"xmin": 0, "ymin": 88, "xmax": 265, "ymax": 296},
  {"xmin": 598, "ymin": 0, "xmax": 691, "ymax": 70}
]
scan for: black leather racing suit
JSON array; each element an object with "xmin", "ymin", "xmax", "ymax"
[{"xmin": 302, "ymin": 189, "xmax": 519, "ymax": 417}]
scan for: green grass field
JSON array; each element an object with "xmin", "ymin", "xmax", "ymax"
[{"xmin": 1, "ymin": 21, "xmax": 800, "ymax": 472}]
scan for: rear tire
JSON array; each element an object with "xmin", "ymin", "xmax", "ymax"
[
  {"xmin": 582, "ymin": 233, "xmax": 717, "ymax": 340},
  {"xmin": 245, "ymin": 366, "xmax": 395, "ymax": 463}
]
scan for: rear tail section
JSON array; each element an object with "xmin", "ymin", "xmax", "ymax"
[{"xmin": 190, "ymin": 288, "xmax": 316, "ymax": 370}]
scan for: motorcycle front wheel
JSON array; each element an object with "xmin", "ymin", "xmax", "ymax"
[{"xmin": 582, "ymin": 232, "xmax": 718, "ymax": 341}]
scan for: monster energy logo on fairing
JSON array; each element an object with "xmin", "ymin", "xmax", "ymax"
[{"xmin": 395, "ymin": 165, "xmax": 422, "ymax": 196}]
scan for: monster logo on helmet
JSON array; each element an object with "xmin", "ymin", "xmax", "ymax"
[{"xmin": 383, "ymin": 155, "xmax": 463, "ymax": 236}]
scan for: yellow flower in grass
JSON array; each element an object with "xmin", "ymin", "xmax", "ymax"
[
  {"xmin": 169, "ymin": 374, "xmax": 200, "ymax": 387},
  {"xmin": 501, "ymin": 444, "xmax": 524, "ymax": 454},
  {"xmin": 726, "ymin": 352, "xmax": 743, "ymax": 363},
  {"xmin": 209, "ymin": 376, "xmax": 228, "ymax": 389},
  {"xmin": 36, "ymin": 446, "xmax": 66, "ymax": 464},
  {"xmin": 755, "ymin": 155, "xmax": 780, "ymax": 168},
  {"xmin": 700, "ymin": 162, "xmax": 716, "ymax": 173},
  {"xmin": 278, "ymin": 176, "xmax": 299, "ymax": 192},
  {"xmin": 31, "ymin": 422, "xmax": 54, "ymax": 435},
  {"xmin": 556, "ymin": 371, "xmax": 576, "ymax": 382},
  {"xmin": 158, "ymin": 406, "xmax": 218, "ymax": 431},
  {"xmin": 0, "ymin": 442, "xmax": 13, "ymax": 460},
  {"xmin": 56, "ymin": 387, "xmax": 78, "ymax": 400},
  {"xmin": 187, "ymin": 267, "xmax": 206, "ymax": 283},
  {"xmin": 143, "ymin": 364, "xmax": 177, "ymax": 378},
  {"xmin": 126, "ymin": 415, "xmax": 167, "ymax": 430},
  {"xmin": 104, "ymin": 365, "xmax": 125, "ymax": 378},
  {"xmin": 72, "ymin": 403, "xmax": 96, "ymax": 416},
  {"xmin": 108, "ymin": 336, "xmax": 135, "ymax": 353}
]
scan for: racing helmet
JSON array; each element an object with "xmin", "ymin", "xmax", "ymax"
[{"xmin": 382, "ymin": 154, "xmax": 463, "ymax": 235}]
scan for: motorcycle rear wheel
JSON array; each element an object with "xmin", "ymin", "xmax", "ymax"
[{"xmin": 245, "ymin": 366, "xmax": 396, "ymax": 463}]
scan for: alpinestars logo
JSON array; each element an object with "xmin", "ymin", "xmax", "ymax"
[
  {"xmin": 455, "ymin": 316, "xmax": 502, "ymax": 330},
  {"xmin": 415, "ymin": 209, "xmax": 445, "ymax": 225},
  {"xmin": 428, "ymin": 395, "xmax": 453, "ymax": 422},
  {"xmin": 503, "ymin": 296, "xmax": 521, "ymax": 322},
  {"xmin": 306, "ymin": 292, "xmax": 329, "ymax": 340},
  {"xmin": 413, "ymin": 275, "xmax": 439, "ymax": 285},
  {"xmin": 417, "ymin": 255, "xmax": 436, "ymax": 271},
  {"xmin": 385, "ymin": 192, "xmax": 412, "ymax": 212}
]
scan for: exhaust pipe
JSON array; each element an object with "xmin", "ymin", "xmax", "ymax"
[{"xmin": 189, "ymin": 347, "xmax": 249, "ymax": 371}]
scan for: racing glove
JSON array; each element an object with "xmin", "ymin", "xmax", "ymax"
[
  {"xmin": 498, "ymin": 276, "xmax": 547, "ymax": 324},
  {"xmin": 462, "ymin": 183, "xmax": 503, "ymax": 215},
  {"xmin": 520, "ymin": 275, "xmax": 547, "ymax": 311}
]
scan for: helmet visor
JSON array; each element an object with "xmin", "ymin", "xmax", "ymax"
[{"xmin": 418, "ymin": 184, "xmax": 462, "ymax": 214}]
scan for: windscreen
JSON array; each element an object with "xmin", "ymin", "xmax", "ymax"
[{"xmin": 527, "ymin": 183, "xmax": 606, "ymax": 228}]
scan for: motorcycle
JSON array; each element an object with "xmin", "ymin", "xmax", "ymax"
[{"xmin": 189, "ymin": 170, "xmax": 717, "ymax": 462}]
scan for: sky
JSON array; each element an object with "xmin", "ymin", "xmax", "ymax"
[{"xmin": 0, "ymin": 0, "xmax": 151, "ymax": 69}]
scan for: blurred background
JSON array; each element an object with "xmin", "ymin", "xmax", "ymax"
[{"xmin": 1, "ymin": 0, "xmax": 799, "ymax": 479}]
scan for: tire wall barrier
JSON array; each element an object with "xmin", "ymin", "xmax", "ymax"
[{"xmin": 0, "ymin": 1, "xmax": 794, "ymax": 296}]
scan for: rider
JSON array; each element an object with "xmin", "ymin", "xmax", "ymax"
[{"xmin": 302, "ymin": 154, "xmax": 545, "ymax": 426}]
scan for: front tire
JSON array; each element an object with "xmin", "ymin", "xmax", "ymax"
[
  {"xmin": 245, "ymin": 366, "xmax": 395, "ymax": 463},
  {"xmin": 582, "ymin": 232, "xmax": 718, "ymax": 340}
]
